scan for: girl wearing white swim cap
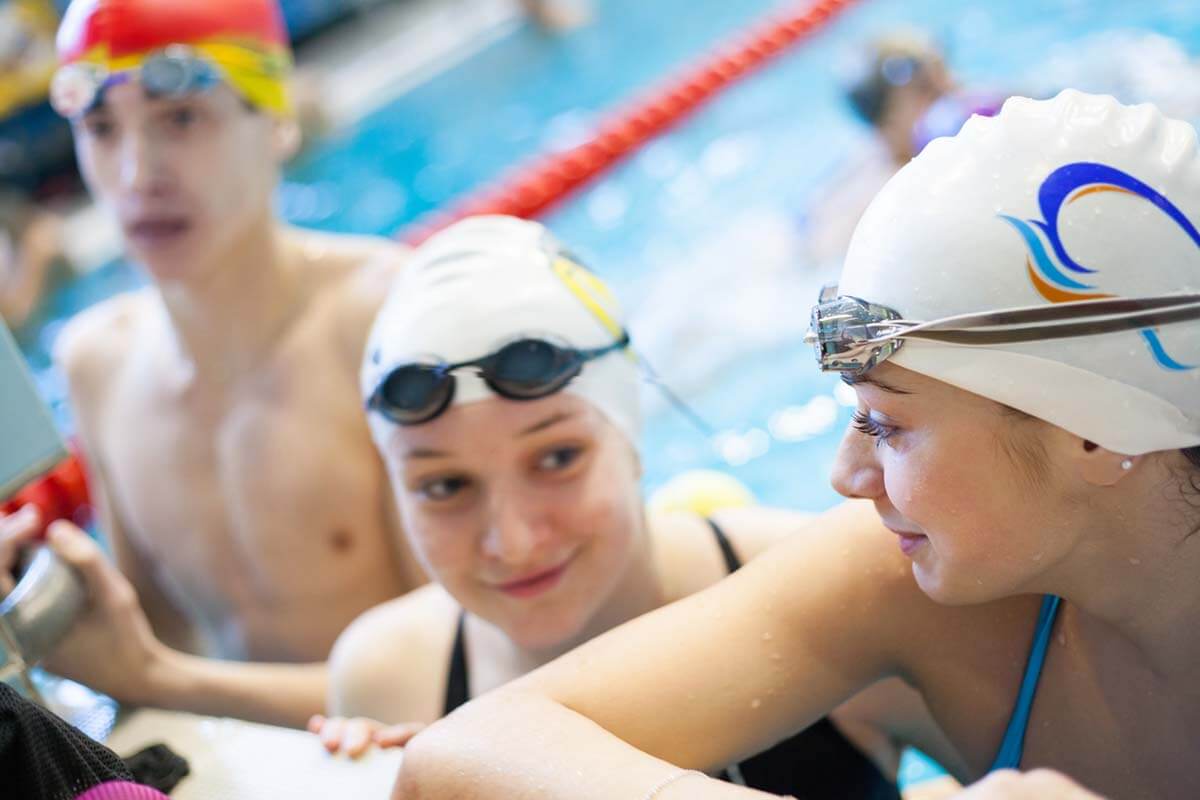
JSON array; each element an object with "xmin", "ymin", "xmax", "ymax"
[
  {"xmin": 393, "ymin": 93, "xmax": 1200, "ymax": 800},
  {"xmin": 316, "ymin": 216, "xmax": 928, "ymax": 799}
]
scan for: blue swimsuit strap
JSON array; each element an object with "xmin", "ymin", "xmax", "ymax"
[{"xmin": 989, "ymin": 595, "xmax": 1063, "ymax": 772}]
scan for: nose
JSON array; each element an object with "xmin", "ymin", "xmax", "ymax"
[
  {"xmin": 119, "ymin": 126, "xmax": 167, "ymax": 195},
  {"xmin": 480, "ymin": 490, "xmax": 546, "ymax": 567},
  {"xmin": 830, "ymin": 423, "xmax": 886, "ymax": 500}
]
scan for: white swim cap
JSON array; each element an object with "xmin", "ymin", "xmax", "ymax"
[
  {"xmin": 840, "ymin": 90, "xmax": 1200, "ymax": 455},
  {"xmin": 362, "ymin": 215, "xmax": 641, "ymax": 444}
]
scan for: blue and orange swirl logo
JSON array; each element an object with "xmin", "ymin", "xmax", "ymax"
[{"xmin": 999, "ymin": 162, "xmax": 1198, "ymax": 371}]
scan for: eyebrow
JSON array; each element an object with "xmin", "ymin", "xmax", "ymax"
[
  {"xmin": 405, "ymin": 447, "xmax": 451, "ymax": 460},
  {"xmin": 518, "ymin": 411, "xmax": 576, "ymax": 437},
  {"xmin": 840, "ymin": 373, "xmax": 913, "ymax": 395}
]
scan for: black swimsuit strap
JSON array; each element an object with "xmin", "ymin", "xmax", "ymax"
[
  {"xmin": 443, "ymin": 612, "xmax": 470, "ymax": 715},
  {"xmin": 442, "ymin": 517, "xmax": 742, "ymax": 717},
  {"xmin": 706, "ymin": 516, "xmax": 743, "ymax": 573}
]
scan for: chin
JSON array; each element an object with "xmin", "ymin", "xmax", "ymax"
[
  {"xmin": 913, "ymin": 559, "xmax": 1000, "ymax": 607},
  {"xmin": 136, "ymin": 249, "xmax": 202, "ymax": 282},
  {"xmin": 505, "ymin": 607, "xmax": 589, "ymax": 653}
]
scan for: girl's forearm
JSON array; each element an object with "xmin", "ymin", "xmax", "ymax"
[{"xmin": 394, "ymin": 688, "xmax": 785, "ymax": 800}]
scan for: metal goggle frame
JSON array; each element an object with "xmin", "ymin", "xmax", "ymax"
[
  {"xmin": 50, "ymin": 45, "xmax": 223, "ymax": 118},
  {"xmin": 806, "ymin": 284, "xmax": 1200, "ymax": 376}
]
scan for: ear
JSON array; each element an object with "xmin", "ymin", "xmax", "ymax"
[
  {"xmin": 1075, "ymin": 439, "xmax": 1137, "ymax": 487},
  {"xmin": 272, "ymin": 116, "xmax": 302, "ymax": 163}
]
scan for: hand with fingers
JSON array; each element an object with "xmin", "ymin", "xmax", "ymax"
[
  {"xmin": 952, "ymin": 770, "xmax": 1106, "ymax": 799},
  {"xmin": 25, "ymin": 520, "xmax": 170, "ymax": 705},
  {"xmin": 1, "ymin": 504, "xmax": 45, "ymax": 597},
  {"xmin": 308, "ymin": 713, "xmax": 426, "ymax": 758}
]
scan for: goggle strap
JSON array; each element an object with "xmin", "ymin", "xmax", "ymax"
[
  {"xmin": 891, "ymin": 295, "xmax": 1200, "ymax": 346},
  {"xmin": 634, "ymin": 352, "xmax": 717, "ymax": 438}
]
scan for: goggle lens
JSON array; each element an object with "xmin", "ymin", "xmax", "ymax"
[
  {"xmin": 370, "ymin": 336, "xmax": 622, "ymax": 426},
  {"xmin": 50, "ymin": 48, "xmax": 220, "ymax": 118},
  {"xmin": 487, "ymin": 340, "xmax": 581, "ymax": 399},
  {"xmin": 377, "ymin": 365, "xmax": 454, "ymax": 425}
]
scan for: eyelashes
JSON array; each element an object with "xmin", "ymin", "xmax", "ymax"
[{"xmin": 851, "ymin": 410, "xmax": 896, "ymax": 444}]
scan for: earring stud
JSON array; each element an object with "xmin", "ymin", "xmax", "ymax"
[{"xmin": 1120, "ymin": 458, "xmax": 1133, "ymax": 470}]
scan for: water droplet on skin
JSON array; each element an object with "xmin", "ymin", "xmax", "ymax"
[
  {"xmin": 769, "ymin": 652, "xmax": 783, "ymax": 662},
  {"xmin": 1032, "ymin": 552, "xmax": 1043, "ymax": 562},
  {"xmin": 762, "ymin": 632, "xmax": 773, "ymax": 642},
  {"xmin": 750, "ymin": 698, "xmax": 762, "ymax": 709},
  {"xmin": 1129, "ymin": 557, "xmax": 1141, "ymax": 565}
]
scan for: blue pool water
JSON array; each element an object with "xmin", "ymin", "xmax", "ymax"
[{"xmin": 24, "ymin": 0, "xmax": 1200, "ymax": 514}]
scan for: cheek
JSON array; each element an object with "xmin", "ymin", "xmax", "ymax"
[
  {"xmin": 181, "ymin": 126, "xmax": 275, "ymax": 214},
  {"xmin": 74, "ymin": 138, "xmax": 114, "ymax": 198},
  {"xmin": 571, "ymin": 468, "xmax": 641, "ymax": 561},
  {"xmin": 884, "ymin": 431, "xmax": 1007, "ymax": 538},
  {"xmin": 397, "ymin": 498, "xmax": 474, "ymax": 579}
]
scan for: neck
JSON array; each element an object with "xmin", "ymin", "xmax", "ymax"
[
  {"xmin": 1042, "ymin": 464, "xmax": 1200, "ymax": 681},
  {"xmin": 155, "ymin": 216, "xmax": 306, "ymax": 383}
]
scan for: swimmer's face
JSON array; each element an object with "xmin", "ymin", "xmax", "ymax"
[
  {"xmin": 377, "ymin": 392, "xmax": 644, "ymax": 651},
  {"xmin": 830, "ymin": 363, "xmax": 1092, "ymax": 604},
  {"xmin": 72, "ymin": 80, "xmax": 288, "ymax": 281}
]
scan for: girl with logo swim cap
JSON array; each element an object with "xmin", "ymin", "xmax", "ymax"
[
  {"xmin": 312, "ymin": 215, "xmax": 936, "ymax": 799},
  {"xmin": 391, "ymin": 92, "xmax": 1200, "ymax": 800}
]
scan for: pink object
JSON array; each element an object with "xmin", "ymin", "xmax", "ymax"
[{"xmin": 74, "ymin": 781, "xmax": 171, "ymax": 800}]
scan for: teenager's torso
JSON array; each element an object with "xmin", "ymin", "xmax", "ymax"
[{"xmin": 60, "ymin": 230, "xmax": 425, "ymax": 662}]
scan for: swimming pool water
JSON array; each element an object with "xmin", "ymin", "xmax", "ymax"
[{"xmin": 25, "ymin": 0, "xmax": 1200, "ymax": 512}]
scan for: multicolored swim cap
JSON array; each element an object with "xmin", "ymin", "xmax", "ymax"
[
  {"xmin": 55, "ymin": 0, "xmax": 292, "ymax": 115},
  {"xmin": 840, "ymin": 89, "xmax": 1200, "ymax": 455},
  {"xmin": 363, "ymin": 216, "xmax": 642, "ymax": 445}
]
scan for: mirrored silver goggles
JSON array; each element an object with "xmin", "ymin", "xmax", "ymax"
[{"xmin": 805, "ymin": 285, "xmax": 1200, "ymax": 376}]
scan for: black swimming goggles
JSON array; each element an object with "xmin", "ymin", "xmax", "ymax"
[
  {"xmin": 367, "ymin": 333, "xmax": 632, "ymax": 426},
  {"xmin": 806, "ymin": 284, "xmax": 1200, "ymax": 376},
  {"xmin": 51, "ymin": 46, "xmax": 223, "ymax": 118}
]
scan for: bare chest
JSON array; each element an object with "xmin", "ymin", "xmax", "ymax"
[{"xmin": 95, "ymin": 328, "xmax": 405, "ymax": 655}]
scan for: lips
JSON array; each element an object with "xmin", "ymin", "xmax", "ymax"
[
  {"xmin": 125, "ymin": 217, "xmax": 192, "ymax": 247},
  {"xmin": 880, "ymin": 517, "xmax": 928, "ymax": 558},
  {"xmin": 493, "ymin": 558, "xmax": 572, "ymax": 599},
  {"xmin": 893, "ymin": 531, "xmax": 927, "ymax": 557}
]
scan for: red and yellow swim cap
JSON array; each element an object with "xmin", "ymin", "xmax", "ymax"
[{"xmin": 56, "ymin": 0, "xmax": 292, "ymax": 115}]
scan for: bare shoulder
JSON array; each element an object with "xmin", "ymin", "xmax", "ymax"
[
  {"xmin": 291, "ymin": 228, "xmax": 410, "ymax": 359},
  {"xmin": 327, "ymin": 583, "xmax": 459, "ymax": 723},
  {"xmin": 53, "ymin": 289, "xmax": 155, "ymax": 406},
  {"xmin": 293, "ymin": 227, "xmax": 408, "ymax": 299},
  {"xmin": 711, "ymin": 505, "xmax": 816, "ymax": 561},
  {"xmin": 648, "ymin": 511, "xmax": 730, "ymax": 601},
  {"xmin": 649, "ymin": 503, "xmax": 854, "ymax": 601}
]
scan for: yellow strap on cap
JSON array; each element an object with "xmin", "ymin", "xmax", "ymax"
[{"xmin": 69, "ymin": 36, "xmax": 292, "ymax": 116}]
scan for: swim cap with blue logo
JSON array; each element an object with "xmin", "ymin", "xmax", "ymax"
[
  {"xmin": 362, "ymin": 215, "xmax": 641, "ymax": 445},
  {"xmin": 840, "ymin": 89, "xmax": 1200, "ymax": 455}
]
